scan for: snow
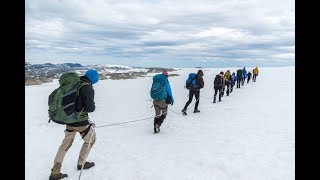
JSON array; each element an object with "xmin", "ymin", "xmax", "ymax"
[{"xmin": 25, "ymin": 66, "xmax": 295, "ymax": 180}]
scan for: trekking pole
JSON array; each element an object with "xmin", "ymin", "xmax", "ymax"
[{"xmin": 78, "ymin": 126, "xmax": 95, "ymax": 180}]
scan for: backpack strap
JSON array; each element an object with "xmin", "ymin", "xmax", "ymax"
[{"xmin": 76, "ymin": 82, "xmax": 91, "ymax": 97}]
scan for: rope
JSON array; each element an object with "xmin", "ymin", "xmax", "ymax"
[
  {"xmin": 94, "ymin": 80, "xmax": 254, "ymax": 129},
  {"xmin": 95, "ymin": 112, "xmax": 167, "ymax": 129},
  {"xmin": 167, "ymin": 107, "xmax": 184, "ymax": 115}
]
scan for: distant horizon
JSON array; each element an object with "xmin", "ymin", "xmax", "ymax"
[{"xmin": 25, "ymin": 61, "xmax": 294, "ymax": 68}]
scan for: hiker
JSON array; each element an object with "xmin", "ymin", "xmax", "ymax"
[
  {"xmin": 213, "ymin": 71, "xmax": 225, "ymax": 103},
  {"xmin": 247, "ymin": 71, "xmax": 252, "ymax": 83},
  {"xmin": 236, "ymin": 68, "xmax": 242, "ymax": 88},
  {"xmin": 230, "ymin": 72, "xmax": 236, "ymax": 93},
  {"xmin": 241, "ymin": 67, "xmax": 247, "ymax": 85},
  {"xmin": 253, "ymin": 67, "xmax": 259, "ymax": 82},
  {"xmin": 150, "ymin": 70, "xmax": 174, "ymax": 134},
  {"xmin": 49, "ymin": 69, "xmax": 99, "ymax": 180},
  {"xmin": 182, "ymin": 70, "xmax": 204, "ymax": 115},
  {"xmin": 223, "ymin": 70, "xmax": 231, "ymax": 96}
]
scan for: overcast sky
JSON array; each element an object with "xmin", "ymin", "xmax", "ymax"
[{"xmin": 25, "ymin": 0, "xmax": 295, "ymax": 67}]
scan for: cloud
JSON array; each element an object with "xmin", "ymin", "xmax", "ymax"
[{"xmin": 26, "ymin": 0, "xmax": 295, "ymax": 67}]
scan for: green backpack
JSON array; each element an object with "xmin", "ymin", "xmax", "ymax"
[{"xmin": 48, "ymin": 72, "xmax": 90, "ymax": 125}]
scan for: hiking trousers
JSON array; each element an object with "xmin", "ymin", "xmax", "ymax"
[
  {"xmin": 51, "ymin": 124, "xmax": 96, "ymax": 174},
  {"xmin": 237, "ymin": 79, "xmax": 241, "ymax": 88},
  {"xmin": 225, "ymin": 81, "xmax": 230, "ymax": 96},
  {"xmin": 230, "ymin": 84, "xmax": 234, "ymax": 93},
  {"xmin": 253, "ymin": 74, "xmax": 258, "ymax": 82},
  {"xmin": 241, "ymin": 77, "xmax": 246, "ymax": 85},
  {"xmin": 214, "ymin": 86, "xmax": 222, "ymax": 101},
  {"xmin": 153, "ymin": 100, "xmax": 168, "ymax": 127},
  {"xmin": 183, "ymin": 90, "xmax": 200, "ymax": 111}
]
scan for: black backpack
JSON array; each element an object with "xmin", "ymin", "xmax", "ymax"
[
  {"xmin": 236, "ymin": 69, "xmax": 242, "ymax": 78},
  {"xmin": 214, "ymin": 75, "xmax": 222, "ymax": 86}
]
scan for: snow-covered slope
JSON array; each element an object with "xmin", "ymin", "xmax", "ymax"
[{"xmin": 25, "ymin": 67, "xmax": 294, "ymax": 180}]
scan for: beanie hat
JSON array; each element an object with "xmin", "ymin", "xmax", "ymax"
[
  {"xmin": 162, "ymin": 69, "xmax": 168, "ymax": 76},
  {"xmin": 220, "ymin": 71, "xmax": 224, "ymax": 75},
  {"xmin": 85, "ymin": 69, "xmax": 99, "ymax": 84}
]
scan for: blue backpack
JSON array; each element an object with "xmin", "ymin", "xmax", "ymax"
[
  {"xmin": 186, "ymin": 73, "xmax": 198, "ymax": 89},
  {"xmin": 150, "ymin": 74, "xmax": 167, "ymax": 100}
]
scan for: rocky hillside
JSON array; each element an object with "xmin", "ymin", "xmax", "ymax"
[{"xmin": 25, "ymin": 63, "xmax": 177, "ymax": 85}]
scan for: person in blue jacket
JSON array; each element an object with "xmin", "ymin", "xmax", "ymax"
[
  {"xmin": 150, "ymin": 70, "xmax": 174, "ymax": 133},
  {"xmin": 241, "ymin": 67, "xmax": 247, "ymax": 85}
]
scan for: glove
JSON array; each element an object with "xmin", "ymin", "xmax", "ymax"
[
  {"xmin": 171, "ymin": 102, "xmax": 174, "ymax": 106},
  {"xmin": 89, "ymin": 121, "xmax": 96, "ymax": 128}
]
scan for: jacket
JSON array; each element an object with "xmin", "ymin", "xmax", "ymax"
[
  {"xmin": 189, "ymin": 75, "xmax": 204, "ymax": 91},
  {"xmin": 165, "ymin": 78, "xmax": 174, "ymax": 103},
  {"xmin": 69, "ymin": 76, "xmax": 95, "ymax": 127},
  {"xmin": 214, "ymin": 74, "xmax": 225, "ymax": 88},
  {"xmin": 247, "ymin": 72, "xmax": 252, "ymax": 78},
  {"xmin": 253, "ymin": 67, "xmax": 259, "ymax": 75},
  {"xmin": 236, "ymin": 69, "xmax": 243, "ymax": 79},
  {"xmin": 242, "ymin": 68, "xmax": 247, "ymax": 78},
  {"xmin": 189, "ymin": 70, "xmax": 204, "ymax": 92},
  {"xmin": 230, "ymin": 74, "xmax": 236, "ymax": 86}
]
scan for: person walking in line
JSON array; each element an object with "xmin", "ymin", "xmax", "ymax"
[
  {"xmin": 253, "ymin": 66, "xmax": 259, "ymax": 82},
  {"xmin": 230, "ymin": 72, "xmax": 236, "ymax": 93},
  {"xmin": 247, "ymin": 71, "xmax": 252, "ymax": 83},
  {"xmin": 150, "ymin": 70, "xmax": 174, "ymax": 133},
  {"xmin": 49, "ymin": 69, "xmax": 99, "ymax": 180},
  {"xmin": 241, "ymin": 67, "xmax": 247, "ymax": 86},
  {"xmin": 236, "ymin": 68, "xmax": 242, "ymax": 88},
  {"xmin": 213, "ymin": 71, "xmax": 225, "ymax": 103},
  {"xmin": 223, "ymin": 70, "xmax": 231, "ymax": 96},
  {"xmin": 182, "ymin": 70, "xmax": 204, "ymax": 115}
]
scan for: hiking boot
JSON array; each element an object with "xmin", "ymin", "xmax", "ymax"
[
  {"xmin": 181, "ymin": 109, "xmax": 187, "ymax": 116},
  {"xmin": 154, "ymin": 124, "xmax": 160, "ymax": 133},
  {"xmin": 77, "ymin": 162, "xmax": 95, "ymax": 170},
  {"xmin": 194, "ymin": 110, "xmax": 200, "ymax": 113},
  {"xmin": 49, "ymin": 173, "xmax": 68, "ymax": 180}
]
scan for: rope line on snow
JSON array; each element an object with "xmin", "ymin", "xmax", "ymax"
[
  {"xmin": 95, "ymin": 81, "xmax": 254, "ymax": 129},
  {"xmin": 95, "ymin": 113, "xmax": 166, "ymax": 128},
  {"xmin": 95, "ymin": 100, "xmax": 199, "ymax": 128}
]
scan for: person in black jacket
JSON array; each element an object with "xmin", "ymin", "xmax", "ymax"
[
  {"xmin": 49, "ymin": 69, "xmax": 99, "ymax": 180},
  {"xmin": 247, "ymin": 71, "xmax": 252, "ymax": 83},
  {"xmin": 236, "ymin": 69, "xmax": 242, "ymax": 88},
  {"xmin": 213, "ymin": 71, "xmax": 225, "ymax": 103},
  {"xmin": 182, "ymin": 70, "xmax": 204, "ymax": 115}
]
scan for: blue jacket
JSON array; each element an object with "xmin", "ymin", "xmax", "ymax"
[
  {"xmin": 165, "ymin": 80, "xmax": 174, "ymax": 103},
  {"xmin": 231, "ymin": 74, "xmax": 236, "ymax": 85},
  {"xmin": 242, "ymin": 68, "xmax": 247, "ymax": 78}
]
